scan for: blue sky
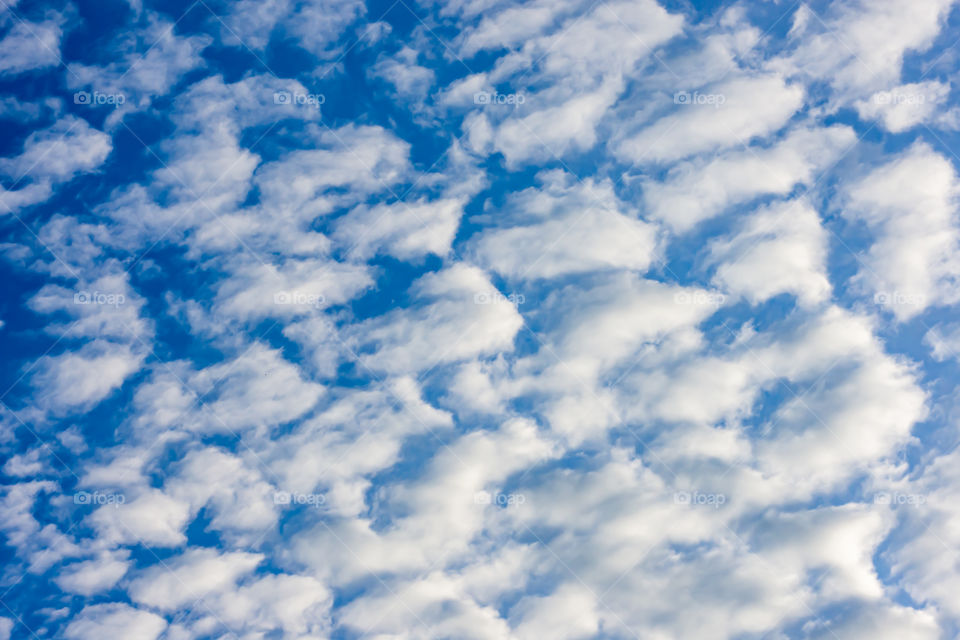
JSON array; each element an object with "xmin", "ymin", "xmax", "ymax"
[{"xmin": 2, "ymin": 0, "xmax": 960, "ymax": 638}]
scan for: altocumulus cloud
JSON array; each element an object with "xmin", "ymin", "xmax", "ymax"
[{"xmin": 1, "ymin": 0, "xmax": 960, "ymax": 638}]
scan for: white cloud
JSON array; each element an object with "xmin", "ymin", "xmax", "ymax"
[
  {"xmin": 845, "ymin": 142, "xmax": 960, "ymax": 320},
  {"xmin": 203, "ymin": 574, "xmax": 333, "ymax": 637},
  {"xmin": 67, "ymin": 16, "xmax": 211, "ymax": 123},
  {"xmin": 856, "ymin": 81, "xmax": 952, "ymax": 132},
  {"xmin": 165, "ymin": 447, "xmax": 277, "ymax": 541},
  {"xmin": 777, "ymin": 0, "xmax": 956, "ymax": 101},
  {"xmin": 32, "ymin": 341, "xmax": 145, "ymax": 415},
  {"xmin": 642, "ymin": 125, "xmax": 854, "ymax": 232},
  {"xmin": 492, "ymin": 76, "xmax": 624, "ymax": 166},
  {"xmin": 292, "ymin": 417, "xmax": 558, "ymax": 586},
  {"xmin": 805, "ymin": 603, "xmax": 940, "ymax": 640},
  {"xmin": 220, "ymin": 0, "xmax": 364, "ymax": 57},
  {"xmin": 64, "ymin": 603, "xmax": 166, "ymax": 640},
  {"xmin": 54, "ymin": 551, "xmax": 130, "ymax": 596},
  {"xmin": 924, "ymin": 323, "xmax": 960, "ymax": 361},
  {"xmin": 253, "ymin": 124, "xmax": 411, "ymax": 219},
  {"xmin": 371, "ymin": 47, "xmax": 436, "ymax": 100},
  {"xmin": 469, "ymin": 170, "xmax": 659, "ymax": 279},
  {"xmin": 90, "ymin": 489, "xmax": 191, "ymax": 547},
  {"xmin": 213, "ymin": 258, "xmax": 372, "ymax": 322},
  {"xmin": 5, "ymin": 1, "xmax": 960, "ymax": 637},
  {"xmin": 128, "ymin": 548, "xmax": 263, "ymax": 610},
  {"xmin": 181, "ymin": 344, "xmax": 325, "ymax": 433},
  {"xmin": 709, "ymin": 198, "xmax": 832, "ymax": 307},
  {"xmin": 348, "ymin": 263, "xmax": 524, "ymax": 375},
  {"xmin": 334, "ymin": 197, "xmax": 465, "ymax": 261},
  {"xmin": 264, "ymin": 377, "xmax": 453, "ymax": 518},
  {"xmin": 510, "ymin": 583, "xmax": 599, "ymax": 640},
  {"xmin": 0, "ymin": 17, "xmax": 62, "ymax": 76},
  {"xmin": 0, "ymin": 115, "xmax": 111, "ymax": 183},
  {"xmin": 616, "ymin": 75, "xmax": 804, "ymax": 164},
  {"xmin": 0, "ymin": 181, "xmax": 51, "ymax": 215}
]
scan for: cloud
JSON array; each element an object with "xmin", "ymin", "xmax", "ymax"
[
  {"xmin": 54, "ymin": 551, "xmax": 130, "ymax": 596},
  {"xmin": 845, "ymin": 142, "xmax": 960, "ymax": 320},
  {"xmin": 90, "ymin": 489, "xmax": 191, "ymax": 547},
  {"xmin": 468, "ymin": 170, "xmax": 659, "ymax": 279},
  {"xmin": 63, "ymin": 604, "xmax": 166, "ymax": 640},
  {"xmin": 616, "ymin": 75, "xmax": 805, "ymax": 164},
  {"xmin": 347, "ymin": 263, "xmax": 525, "ymax": 375},
  {"xmin": 334, "ymin": 197, "xmax": 465, "ymax": 261},
  {"xmin": 0, "ymin": 115, "xmax": 111, "ymax": 184},
  {"xmin": 856, "ymin": 81, "xmax": 953, "ymax": 132},
  {"xmin": 708, "ymin": 198, "xmax": 832, "ymax": 307},
  {"xmin": 642, "ymin": 125, "xmax": 855, "ymax": 232},
  {"xmin": 128, "ymin": 548, "xmax": 263, "ymax": 610},
  {"xmin": 174, "ymin": 344, "xmax": 325, "ymax": 433},
  {"xmin": 777, "ymin": 0, "xmax": 956, "ymax": 101},
  {"xmin": 67, "ymin": 15, "xmax": 211, "ymax": 124},
  {"xmin": 31, "ymin": 341, "xmax": 145, "ymax": 415},
  {"xmin": 0, "ymin": 16, "xmax": 63, "ymax": 76}
]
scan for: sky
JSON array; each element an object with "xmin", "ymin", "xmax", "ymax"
[{"xmin": 1, "ymin": 0, "xmax": 960, "ymax": 638}]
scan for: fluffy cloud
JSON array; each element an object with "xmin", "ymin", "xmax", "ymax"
[
  {"xmin": 468, "ymin": 170, "xmax": 659, "ymax": 279},
  {"xmin": 0, "ymin": 115, "xmax": 111, "ymax": 187},
  {"xmin": 616, "ymin": 75, "xmax": 805, "ymax": 164},
  {"xmin": 708, "ymin": 198, "xmax": 832, "ymax": 307},
  {"xmin": 347, "ymin": 263, "xmax": 525, "ymax": 374},
  {"xmin": 128, "ymin": 548, "xmax": 263, "ymax": 610},
  {"xmin": 31, "ymin": 341, "xmax": 145, "ymax": 415},
  {"xmin": 0, "ymin": 16, "xmax": 63, "ymax": 76},
  {"xmin": 54, "ymin": 551, "xmax": 130, "ymax": 596},
  {"xmin": 642, "ymin": 125, "xmax": 855, "ymax": 232},
  {"xmin": 63, "ymin": 604, "xmax": 166, "ymax": 640},
  {"xmin": 845, "ymin": 142, "xmax": 960, "ymax": 320},
  {"xmin": 856, "ymin": 81, "xmax": 953, "ymax": 132}
]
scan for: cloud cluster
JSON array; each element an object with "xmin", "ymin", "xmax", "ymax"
[{"xmin": 1, "ymin": 0, "xmax": 960, "ymax": 638}]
